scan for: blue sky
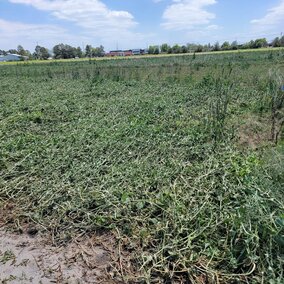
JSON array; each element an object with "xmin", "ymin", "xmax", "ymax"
[{"xmin": 0, "ymin": 0, "xmax": 283, "ymax": 51}]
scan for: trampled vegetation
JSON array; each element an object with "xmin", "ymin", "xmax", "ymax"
[{"xmin": 0, "ymin": 50, "xmax": 284, "ymax": 283}]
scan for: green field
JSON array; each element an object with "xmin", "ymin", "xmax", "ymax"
[{"xmin": 0, "ymin": 50, "xmax": 284, "ymax": 283}]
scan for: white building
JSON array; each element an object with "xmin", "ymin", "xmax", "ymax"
[{"xmin": 0, "ymin": 54, "xmax": 25, "ymax": 62}]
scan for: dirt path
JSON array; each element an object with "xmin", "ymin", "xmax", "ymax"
[{"xmin": 0, "ymin": 229, "xmax": 112, "ymax": 283}]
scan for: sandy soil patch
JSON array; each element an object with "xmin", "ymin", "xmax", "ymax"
[{"xmin": 0, "ymin": 229, "xmax": 112, "ymax": 283}]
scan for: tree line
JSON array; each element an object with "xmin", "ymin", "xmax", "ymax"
[
  {"xmin": 1, "ymin": 36, "xmax": 284, "ymax": 60},
  {"xmin": 0, "ymin": 44, "xmax": 105, "ymax": 60},
  {"xmin": 148, "ymin": 36, "xmax": 284, "ymax": 54}
]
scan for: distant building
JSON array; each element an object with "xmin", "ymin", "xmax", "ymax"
[
  {"xmin": 124, "ymin": 50, "xmax": 133, "ymax": 56},
  {"xmin": 108, "ymin": 50, "xmax": 125, "ymax": 57},
  {"xmin": 106, "ymin": 49, "xmax": 149, "ymax": 57},
  {"xmin": 141, "ymin": 49, "xmax": 149, "ymax": 55},
  {"xmin": 132, "ymin": 49, "xmax": 141, "ymax": 55},
  {"xmin": 0, "ymin": 53, "xmax": 26, "ymax": 62}
]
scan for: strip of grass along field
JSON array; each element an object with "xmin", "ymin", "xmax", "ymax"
[
  {"xmin": 0, "ymin": 50, "xmax": 284, "ymax": 283},
  {"xmin": 1, "ymin": 47, "xmax": 284, "ymax": 66}
]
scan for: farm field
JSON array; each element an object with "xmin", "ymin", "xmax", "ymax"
[{"xmin": 0, "ymin": 50, "xmax": 284, "ymax": 283}]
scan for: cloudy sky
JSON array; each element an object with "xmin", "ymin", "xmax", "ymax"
[{"xmin": 0, "ymin": 0, "xmax": 283, "ymax": 51}]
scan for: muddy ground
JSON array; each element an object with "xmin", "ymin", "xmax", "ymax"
[{"xmin": 0, "ymin": 228, "xmax": 118, "ymax": 284}]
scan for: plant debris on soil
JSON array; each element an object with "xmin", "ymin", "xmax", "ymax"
[
  {"xmin": 0, "ymin": 50, "xmax": 284, "ymax": 283},
  {"xmin": 0, "ymin": 228, "xmax": 115, "ymax": 283}
]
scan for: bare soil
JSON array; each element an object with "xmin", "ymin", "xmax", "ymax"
[
  {"xmin": 0, "ymin": 229, "xmax": 113, "ymax": 284},
  {"xmin": 238, "ymin": 115, "xmax": 271, "ymax": 149}
]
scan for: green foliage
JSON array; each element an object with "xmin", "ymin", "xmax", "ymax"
[
  {"xmin": 53, "ymin": 43, "xmax": 77, "ymax": 59},
  {"xmin": 0, "ymin": 50, "xmax": 283, "ymax": 283},
  {"xmin": 160, "ymin": 43, "xmax": 170, "ymax": 53},
  {"xmin": 91, "ymin": 45, "xmax": 105, "ymax": 57},
  {"xmin": 221, "ymin": 41, "xmax": 231, "ymax": 50},
  {"xmin": 85, "ymin": 44, "xmax": 92, "ymax": 58},
  {"xmin": 148, "ymin": 45, "xmax": 160, "ymax": 54},
  {"xmin": 33, "ymin": 45, "xmax": 50, "ymax": 60}
]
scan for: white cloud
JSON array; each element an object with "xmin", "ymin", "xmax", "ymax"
[
  {"xmin": 0, "ymin": 17, "xmax": 152, "ymax": 52},
  {"xmin": 9, "ymin": 0, "xmax": 137, "ymax": 34},
  {"xmin": 5, "ymin": 0, "xmax": 156, "ymax": 50},
  {"xmin": 0, "ymin": 18, "xmax": 81, "ymax": 50},
  {"xmin": 251, "ymin": 0, "xmax": 284, "ymax": 33},
  {"xmin": 206, "ymin": 24, "xmax": 219, "ymax": 30},
  {"xmin": 162, "ymin": 0, "xmax": 217, "ymax": 30}
]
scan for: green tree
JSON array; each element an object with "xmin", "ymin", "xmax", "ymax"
[
  {"xmin": 280, "ymin": 36, "xmax": 284, "ymax": 47},
  {"xmin": 75, "ymin": 47, "xmax": 83, "ymax": 58},
  {"xmin": 34, "ymin": 45, "xmax": 50, "ymax": 60},
  {"xmin": 231, "ymin": 41, "xmax": 238, "ymax": 50},
  {"xmin": 8, "ymin": 49, "xmax": 18, "ymax": 54},
  {"xmin": 92, "ymin": 45, "xmax": 105, "ymax": 57},
  {"xmin": 187, "ymin": 43, "xmax": 198, "ymax": 53},
  {"xmin": 221, "ymin": 41, "xmax": 230, "ymax": 50},
  {"xmin": 148, "ymin": 45, "xmax": 154, "ymax": 54},
  {"xmin": 160, "ymin": 43, "xmax": 170, "ymax": 53},
  {"xmin": 248, "ymin": 40, "xmax": 255, "ymax": 49},
  {"xmin": 241, "ymin": 42, "xmax": 251, "ymax": 49},
  {"xmin": 172, "ymin": 44, "xmax": 181, "ymax": 54},
  {"xmin": 148, "ymin": 45, "xmax": 159, "ymax": 54},
  {"xmin": 181, "ymin": 45, "xmax": 188, "ymax": 53},
  {"xmin": 53, "ymin": 44, "xmax": 76, "ymax": 59},
  {"xmin": 213, "ymin": 42, "xmax": 220, "ymax": 51},
  {"xmin": 253, "ymin": 38, "xmax": 268, "ymax": 48},
  {"xmin": 272, "ymin": 37, "xmax": 281, "ymax": 47},
  {"xmin": 85, "ymin": 45, "xmax": 92, "ymax": 58},
  {"xmin": 203, "ymin": 44, "xmax": 211, "ymax": 52},
  {"xmin": 24, "ymin": 50, "xmax": 32, "ymax": 60},
  {"xmin": 195, "ymin": 45, "xmax": 203, "ymax": 53},
  {"xmin": 17, "ymin": 45, "xmax": 26, "ymax": 56},
  {"xmin": 167, "ymin": 47, "xmax": 173, "ymax": 54}
]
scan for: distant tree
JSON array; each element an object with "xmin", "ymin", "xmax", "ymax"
[
  {"xmin": 41, "ymin": 47, "xmax": 50, "ymax": 59},
  {"xmin": 248, "ymin": 40, "xmax": 255, "ymax": 49},
  {"xmin": 92, "ymin": 45, "xmax": 105, "ymax": 57},
  {"xmin": 195, "ymin": 45, "xmax": 203, "ymax": 53},
  {"xmin": 231, "ymin": 41, "xmax": 238, "ymax": 50},
  {"xmin": 167, "ymin": 47, "xmax": 173, "ymax": 54},
  {"xmin": 181, "ymin": 45, "xmax": 188, "ymax": 53},
  {"xmin": 34, "ymin": 45, "xmax": 41, "ymax": 59},
  {"xmin": 253, "ymin": 38, "xmax": 268, "ymax": 48},
  {"xmin": 53, "ymin": 44, "xmax": 63, "ymax": 59},
  {"xmin": 17, "ymin": 45, "xmax": 26, "ymax": 56},
  {"xmin": 240, "ymin": 42, "xmax": 251, "ymax": 49},
  {"xmin": 0, "ymin": 50, "xmax": 7, "ymax": 55},
  {"xmin": 172, "ymin": 44, "xmax": 181, "ymax": 54},
  {"xmin": 161, "ymin": 43, "xmax": 170, "ymax": 53},
  {"xmin": 272, "ymin": 37, "xmax": 281, "ymax": 47},
  {"xmin": 207, "ymin": 43, "xmax": 212, "ymax": 51},
  {"xmin": 221, "ymin": 41, "xmax": 230, "ymax": 50},
  {"xmin": 187, "ymin": 43, "xmax": 198, "ymax": 53},
  {"xmin": 8, "ymin": 49, "xmax": 18, "ymax": 54},
  {"xmin": 148, "ymin": 45, "xmax": 160, "ymax": 54},
  {"xmin": 25, "ymin": 50, "xmax": 32, "ymax": 60},
  {"xmin": 203, "ymin": 44, "xmax": 211, "ymax": 52},
  {"xmin": 53, "ymin": 43, "xmax": 76, "ymax": 59},
  {"xmin": 75, "ymin": 47, "xmax": 83, "ymax": 58},
  {"xmin": 280, "ymin": 36, "xmax": 284, "ymax": 47},
  {"xmin": 154, "ymin": 46, "xmax": 160, "ymax": 54},
  {"xmin": 85, "ymin": 45, "xmax": 92, "ymax": 58},
  {"xmin": 34, "ymin": 45, "xmax": 50, "ymax": 60},
  {"xmin": 213, "ymin": 42, "xmax": 220, "ymax": 51}
]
